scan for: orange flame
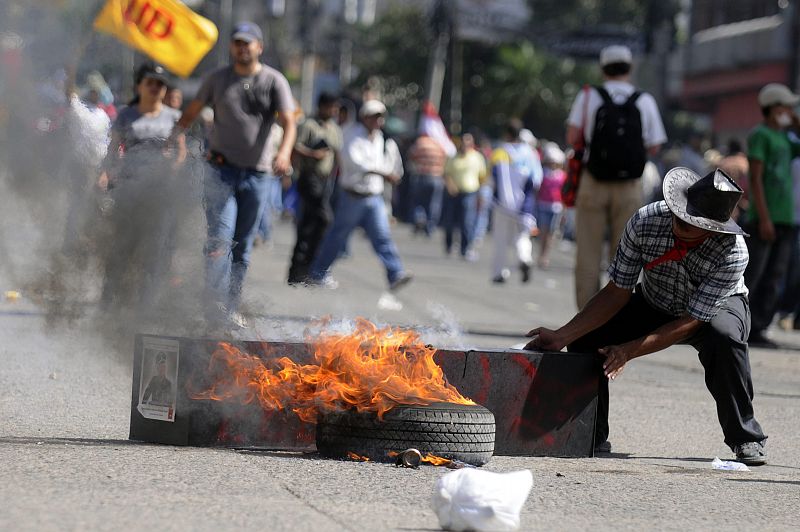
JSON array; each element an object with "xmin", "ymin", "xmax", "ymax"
[
  {"xmin": 421, "ymin": 453, "xmax": 452, "ymax": 466},
  {"xmin": 191, "ymin": 318, "xmax": 474, "ymax": 422},
  {"xmin": 346, "ymin": 451, "xmax": 370, "ymax": 462}
]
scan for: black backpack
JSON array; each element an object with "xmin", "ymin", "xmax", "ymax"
[{"xmin": 587, "ymin": 86, "xmax": 647, "ymax": 181}]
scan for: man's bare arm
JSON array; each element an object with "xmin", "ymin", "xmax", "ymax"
[
  {"xmin": 176, "ymin": 99, "xmax": 205, "ymax": 131},
  {"xmin": 601, "ymin": 315, "xmax": 703, "ymax": 379},
  {"xmin": 274, "ymin": 111, "xmax": 297, "ymax": 176},
  {"xmin": 525, "ymin": 281, "xmax": 632, "ymax": 351},
  {"xmin": 566, "ymin": 125, "xmax": 583, "ymax": 147}
]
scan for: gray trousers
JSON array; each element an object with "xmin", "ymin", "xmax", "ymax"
[{"xmin": 569, "ymin": 289, "xmax": 767, "ymax": 450}]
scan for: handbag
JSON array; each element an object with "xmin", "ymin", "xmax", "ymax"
[{"xmin": 561, "ymin": 85, "xmax": 590, "ymax": 207}]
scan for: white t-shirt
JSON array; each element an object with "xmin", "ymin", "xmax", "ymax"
[{"xmin": 567, "ymin": 80, "xmax": 667, "ymax": 149}]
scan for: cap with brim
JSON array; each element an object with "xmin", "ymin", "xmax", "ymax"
[
  {"xmin": 136, "ymin": 64, "xmax": 170, "ymax": 85},
  {"xmin": 662, "ymin": 167, "xmax": 748, "ymax": 236},
  {"xmin": 600, "ymin": 45, "xmax": 633, "ymax": 66},
  {"xmin": 359, "ymin": 100, "xmax": 386, "ymax": 118},
  {"xmin": 231, "ymin": 22, "xmax": 263, "ymax": 43},
  {"xmin": 757, "ymin": 83, "xmax": 800, "ymax": 107}
]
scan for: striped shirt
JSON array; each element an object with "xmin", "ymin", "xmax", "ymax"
[
  {"xmin": 409, "ymin": 135, "xmax": 446, "ymax": 176},
  {"xmin": 608, "ymin": 201, "xmax": 748, "ymax": 322}
]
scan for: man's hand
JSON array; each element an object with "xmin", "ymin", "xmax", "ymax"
[
  {"xmin": 599, "ymin": 344, "xmax": 632, "ymax": 380},
  {"xmin": 759, "ymin": 218, "xmax": 776, "ymax": 241},
  {"xmin": 273, "ymin": 153, "xmax": 292, "ymax": 177},
  {"xmin": 524, "ymin": 327, "xmax": 566, "ymax": 351},
  {"xmin": 384, "ymin": 173, "xmax": 401, "ymax": 185},
  {"xmin": 311, "ymin": 147, "xmax": 330, "ymax": 161}
]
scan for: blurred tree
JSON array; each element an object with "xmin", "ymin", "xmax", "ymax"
[
  {"xmin": 529, "ymin": 0, "xmax": 646, "ymax": 33},
  {"xmin": 459, "ymin": 41, "xmax": 601, "ymax": 141},
  {"xmin": 349, "ymin": 5, "xmax": 429, "ymax": 111}
]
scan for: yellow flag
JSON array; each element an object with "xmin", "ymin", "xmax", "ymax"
[{"xmin": 93, "ymin": 0, "xmax": 218, "ymax": 78}]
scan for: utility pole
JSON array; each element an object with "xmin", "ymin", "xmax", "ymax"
[
  {"xmin": 218, "ymin": 0, "xmax": 232, "ymax": 67},
  {"xmin": 424, "ymin": 0, "xmax": 451, "ymax": 111}
]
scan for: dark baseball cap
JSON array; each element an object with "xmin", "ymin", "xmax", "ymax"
[
  {"xmin": 231, "ymin": 21, "xmax": 263, "ymax": 43},
  {"xmin": 134, "ymin": 62, "xmax": 171, "ymax": 86}
]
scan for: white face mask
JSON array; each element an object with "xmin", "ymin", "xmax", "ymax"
[{"xmin": 776, "ymin": 112, "xmax": 793, "ymax": 128}]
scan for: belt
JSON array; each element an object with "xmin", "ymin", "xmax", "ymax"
[
  {"xmin": 344, "ymin": 189, "xmax": 374, "ymax": 198},
  {"xmin": 207, "ymin": 151, "xmax": 263, "ymax": 174}
]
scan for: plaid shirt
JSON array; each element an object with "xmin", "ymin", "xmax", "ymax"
[{"xmin": 608, "ymin": 201, "xmax": 749, "ymax": 322}]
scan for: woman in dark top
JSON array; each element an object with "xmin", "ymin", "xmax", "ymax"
[{"xmin": 97, "ymin": 63, "xmax": 188, "ymax": 312}]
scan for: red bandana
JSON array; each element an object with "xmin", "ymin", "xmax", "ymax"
[{"xmin": 644, "ymin": 235, "xmax": 709, "ymax": 270}]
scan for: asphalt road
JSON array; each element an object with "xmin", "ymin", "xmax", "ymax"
[{"xmin": 2, "ymin": 203, "xmax": 799, "ymax": 531}]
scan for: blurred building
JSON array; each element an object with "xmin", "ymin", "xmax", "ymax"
[{"xmin": 680, "ymin": 0, "xmax": 798, "ymax": 141}]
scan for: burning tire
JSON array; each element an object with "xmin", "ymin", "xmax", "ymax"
[{"xmin": 316, "ymin": 402, "xmax": 495, "ymax": 466}]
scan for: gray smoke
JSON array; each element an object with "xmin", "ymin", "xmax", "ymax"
[{"xmin": 0, "ymin": 5, "xmax": 209, "ymax": 358}]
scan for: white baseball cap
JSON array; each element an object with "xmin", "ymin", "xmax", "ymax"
[
  {"xmin": 359, "ymin": 100, "xmax": 387, "ymax": 118},
  {"xmin": 758, "ymin": 83, "xmax": 800, "ymax": 107},
  {"xmin": 542, "ymin": 142, "xmax": 566, "ymax": 165},
  {"xmin": 600, "ymin": 45, "xmax": 633, "ymax": 66}
]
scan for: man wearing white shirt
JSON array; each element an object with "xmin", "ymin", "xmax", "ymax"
[
  {"xmin": 308, "ymin": 100, "xmax": 412, "ymax": 290},
  {"xmin": 566, "ymin": 45, "xmax": 667, "ymax": 309}
]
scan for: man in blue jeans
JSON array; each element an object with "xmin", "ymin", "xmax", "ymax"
[
  {"xmin": 309, "ymin": 100, "xmax": 412, "ymax": 291},
  {"xmin": 174, "ymin": 22, "xmax": 296, "ymax": 327}
]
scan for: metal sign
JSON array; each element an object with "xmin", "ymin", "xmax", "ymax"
[{"xmin": 454, "ymin": 0, "xmax": 531, "ymax": 44}]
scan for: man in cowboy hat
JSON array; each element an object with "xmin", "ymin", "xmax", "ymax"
[{"xmin": 525, "ymin": 167, "xmax": 768, "ymax": 465}]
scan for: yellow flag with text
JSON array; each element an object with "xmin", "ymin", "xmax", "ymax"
[{"xmin": 93, "ymin": 0, "xmax": 218, "ymax": 78}]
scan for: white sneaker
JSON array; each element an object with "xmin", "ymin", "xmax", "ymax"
[{"xmin": 229, "ymin": 311, "xmax": 249, "ymax": 329}]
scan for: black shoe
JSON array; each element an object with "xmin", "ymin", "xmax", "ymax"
[
  {"xmin": 594, "ymin": 440, "xmax": 612, "ymax": 454},
  {"xmin": 734, "ymin": 441, "xmax": 767, "ymax": 466},
  {"xmin": 748, "ymin": 330, "xmax": 778, "ymax": 349},
  {"xmin": 520, "ymin": 262, "xmax": 532, "ymax": 283},
  {"xmin": 389, "ymin": 272, "xmax": 413, "ymax": 292},
  {"xmin": 492, "ymin": 275, "xmax": 506, "ymax": 284}
]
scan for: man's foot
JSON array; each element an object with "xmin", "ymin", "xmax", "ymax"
[
  {"xmin": 464, "ymin": 249, "xmax": 479, "ymax": 262},
  {"xmin": 594, "ymin": 440, "xmax": 612, "ymax": 454},
  {"xmin": 228, "ymin": 311, "xmax": 249, "ymax": 329},
  {"xmin": 492, "ymin": 269, "xmax": 510, "ymax": 284},
  {"xmin": 733, "ymin": 441, "xmax": 767, "ymax": 466},
  {"xmin": 389, "ymin": 272, "xmax": 413, "ymax": 292},
  {"xmin": 307, "ymin": 276, "xmax": 339, "ymax": 290},
  {"xmin": 778, "ymin": 315, "xmax": 794, "ymax": 332},
  {"xmin": 520, "ymin": 262, "xmax": 532, "ymax": 283},
  {"xmin": 748, "ymin": 330, "xmax": 778, "ymax": 348}
]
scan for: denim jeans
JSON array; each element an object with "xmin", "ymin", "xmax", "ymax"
[
  {"xmin": 257, "ymin": 173, "xmax": 282, "ymax": 241},
  {"xmin": 473, "ymin": 184, "xmax": 493, "ymax": 241},
  {"xmin": 310, "ymin": 192, "xmax": 405, "ymax": 286},
  {"xmin": 443, "ymin": 191, "xmax": 478, "ymax": 256},
  {"xmin": 204, "ymin": 162, "xmax": 269, "ymax": 312},
  {"xmin": 412, "ymin": 174, "xmax": 444, "ymax": 235},
  {"xmin": 744, "ymin": 223, "xmax": 796, "ymax": 333}
]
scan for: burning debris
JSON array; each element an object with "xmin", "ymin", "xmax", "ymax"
[
  {"xmin": 189, "ymin": 319, "xmax": 495, "ymax": 466},
  {"xmin": 190, "ymin": 318, "xmax": 475, "ymax": 421}
]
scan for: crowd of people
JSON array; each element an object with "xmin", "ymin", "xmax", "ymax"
[
  {"xmin": 7, "ymin": 14, "xmax": 800, "ymax": 466},
  {"xmin": 20, "ymin": 23, "xmax": 800, "ymax": 350}
]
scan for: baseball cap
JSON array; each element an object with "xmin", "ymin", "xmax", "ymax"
[
  {"xmin": 359, "ymin": 100, "xmax": 387, "ymax": 118},
  {"xmin": 758, "ymin": 83, "xmax": 800, "ymax": 107},
  {"xmin": 134, "ymin": 62, "xmax": 170, "ymax": 86},
  {"xmin": 599, "ymin": 45, "xmax": 633, "ymax": 66},
  {"xmin": 231, "ymin": 21, "xmax": 263, "ymax": 43},
  {"xmin": 542, "ymin": 142, "xmax": 566, "ymax": 165}
]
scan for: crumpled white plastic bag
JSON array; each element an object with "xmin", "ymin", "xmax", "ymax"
[
  {"xmin": 711, "ymin": 457, "xmax": 749, "ymax": 471},
  {"xmin": 432, "ymin": 469, "xmax": 533, "ymax": 531}
]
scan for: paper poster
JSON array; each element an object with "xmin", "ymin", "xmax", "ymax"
[{"xmin": 138, "ymin": 337, "xmax": 179, "ymax": 422}]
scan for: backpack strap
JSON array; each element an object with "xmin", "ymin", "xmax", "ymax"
[
  {"xmin": 625, "ymin": 91, "xmax": 642, "ymax": 106},
  {"xmin": 594, "ymin": 86, "xmax": 613, "ymax": 106}
]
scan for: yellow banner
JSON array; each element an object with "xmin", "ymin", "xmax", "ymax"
[{"xmin": 93, "ymin": 0, "xmax": 218, "ymax": 78}]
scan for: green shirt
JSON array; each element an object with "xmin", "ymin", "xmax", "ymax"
[
  {"xmin": 747, "ymin": 124, "xmax": 800, "ymax": 225},
  {"xmin": 294, "ymin": 117, "xmax": 343, "ymax": 178}
]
